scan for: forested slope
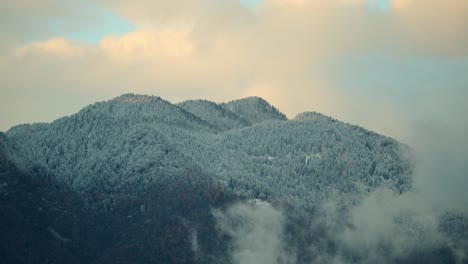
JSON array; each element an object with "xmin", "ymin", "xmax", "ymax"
[
  {"xmin": 5, "ymin": 94, "xmax": 412, "ymax": 210},
  {"xmin": 1, "ymin": 94, "xmax": 466, "ymax": 264}
]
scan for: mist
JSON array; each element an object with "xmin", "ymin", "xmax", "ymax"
[
  {"xmin": 213, "ymin": 200, "xmax": 296, "ymax": 264},
  {"xmin": 338, "ymin": 115, "xmax": 468, "ymax": 262},
  {"xmin": 214, "ymin": 114, "xmax": 468, "ymax": 263}
]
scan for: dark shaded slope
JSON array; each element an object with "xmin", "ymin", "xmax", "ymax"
[
  {"xmin": 178, "ymin": 99, "xmax": 250, "ymax": 130},
  {"xmin": 0, "ymin": 132, "xmax": 235, "ymax": 264},
  {"xmin": 0, "ymin": 133, "xmax": 95, "ymax": 263}
]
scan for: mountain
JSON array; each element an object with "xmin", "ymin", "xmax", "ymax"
[
  {"xmin": 178, "ymin": 96, "xmax": 287, "ymax": 130},
  {"xmin": 1, "ymin": 94, "xmax": 465, "ymax": 264},
  {"xmin": 1, "ymin": 133, "xmax": 99, "ymax": 263},
  {"xmin": 5, "ymin": 93, "xmax": 412, "ymax": 209},
  {"xmin": 0, "ymin": 130, "xmax": 231, "ymax": 263},
  {"xmin": 221, "ymin": 96, "xmax": 287, "ymax": 124},
  {"xmin": 178, "ymin": 99, "xmax": 250, "ymax": 131}
]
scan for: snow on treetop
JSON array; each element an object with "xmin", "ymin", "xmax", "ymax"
[{"xmin": 111, "ymin": 93, "xmax": 162, "ymax": 104}]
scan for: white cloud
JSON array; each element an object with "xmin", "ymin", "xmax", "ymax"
[
  {"xmin": 99, "ymin": 29, "xmax": 195, "ymax": 60},
  {"xmin": 213, "ymin": 201, "xmax": 296, "ymax": 264},
  {"xmin": 16, "ymin": 38, "xmax": 85, "ymax": 58},
  {"xmin": 1, "ymin": 0, "xmax": 468, "ymax": 138}
]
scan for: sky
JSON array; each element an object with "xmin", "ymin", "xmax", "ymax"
[{"xmin": 1, "ymin": 0, "xmax": 467, "ymax": 143}]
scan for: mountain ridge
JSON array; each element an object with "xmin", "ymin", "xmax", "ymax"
[
  {"xmin": 5, "ymin": 93, "xmax": 412, "ymax": 210},
  {"xmin": 1, "ymin": 93, "xmax": 465, "ymax": 264}
]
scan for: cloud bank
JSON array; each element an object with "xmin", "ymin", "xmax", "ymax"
[
  {"xmin": 1, "ymin": 0, "xmax": 467, "ymax": 142},
  {"xmin": 214, "ymin": 200, "xmax": 296, "ymax": 264}
]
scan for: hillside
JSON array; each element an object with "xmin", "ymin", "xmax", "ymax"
[
  {"xmin": 1, "ymin": 94, "xmax": 465, "ymax": 264},
  {"xmin": 221, "ymin": 97, "xmax": 287, "ymax": 124},
  {"xmin": 178, "ymin": 99, "xmax": 250, "ymax": 131},
  {"xmin": 5, "ymin": 94, "xmax": 412, "ymax": 210}
]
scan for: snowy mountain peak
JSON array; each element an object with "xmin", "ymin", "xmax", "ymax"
[
  {"xmin": 111, "ymin": 93, "xmax": 162, "ymax": 104},
  {"xmin": 293, "ymin": 111, "xmax": 335, "ymax": 122},
  {"xmin": 221, "ymin": 96, "xmax": 287, "ymax": 124},
  {"xmin": 224, "ymin": 96, "xmax": 275, "ymax": 110},
  {"xmin": 178, "ymin": 99, "xmax": 251, "ymax": 130},
  {"xmin": 4, "ymin": 93, "xmax": 412, "ymax": 209}
]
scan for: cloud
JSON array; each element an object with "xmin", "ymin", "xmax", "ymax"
[
  {"xmin": 16, "ymin": 38, "xmax": 85, "ymax": 58},
  {"xmin": 390, "ymin": 0, "xmax": 414, "ymax": 10},
  {"xmin": 407, "ymin": 118, "xmax": 468, "ymax": 214},
  {"xmin": 388, "ymin": 0, "xmax": 468, "ymax": 56},
  {"xmin": 340, "ymin": 189, "xmax": 444, "ymax": 260},
  {"xmin": 213, "ymin": 200, "xmax": 296, "ymax": 264},
  {"xmin": 309, "ymin": 104, "xmax": 468, "ymax": 262},
  {"xmin": 1, "ymin": 0, "xmax": 467, "ymax": 140},
  {"xmin": 265, "ymin": 0, "xmax": 371, "ymax": 8},
  {"xmin": 98, "ymin": 29, "xmax": 195, "ymax": 60}
]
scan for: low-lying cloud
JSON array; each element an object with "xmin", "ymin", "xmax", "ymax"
[
  {"xmin": 214, "ymin": 115, "xmax": 468, "ymax": 263},
  {"xmin": 213, "ymin": 200, "xmax": 296, "ymax": 264}
]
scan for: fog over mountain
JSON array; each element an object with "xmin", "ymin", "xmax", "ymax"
[{"xmin": 0, "ymin": 94, "xmax": 466, "ymax": 263}]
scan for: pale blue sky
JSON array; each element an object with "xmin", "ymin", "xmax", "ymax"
[
  {"xmin": 54, "ymin": 8, "xmax": 134, "ymax": 44},
  {"xmin": 38, "ymin": 4, "xmax": 134, "ymax": 44}
]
